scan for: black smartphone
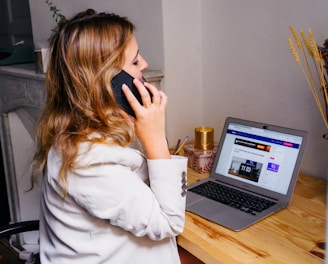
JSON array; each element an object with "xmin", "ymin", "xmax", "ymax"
[{"xmin": 111, "ymin": 70, "xmax": 144, "ymax": 117}]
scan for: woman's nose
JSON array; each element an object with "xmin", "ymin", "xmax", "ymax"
[{"xmin": 140, "ymin": 56, "xmax": 148, "ymax": 71}]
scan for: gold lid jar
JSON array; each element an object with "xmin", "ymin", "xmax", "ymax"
[{"xmin": 194, "ymin": 126, "xmax": 214, "ymax": 150}]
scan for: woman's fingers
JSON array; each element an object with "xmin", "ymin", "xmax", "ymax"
[
  {"xmin": 121, "ymin": 84, "xmax": 143, "ymax": 114},
  {"xmin": 134, "ymin": 79, "xmax": 167, "ymax": 109},
  {"xmin": 142, "ymin": 81, "xmax": 166, "ymax": 107},
  {"xmin": 134, "ymin": 80, "xmax": 153, "ymax": 106},
  {"xmin": 121, "ymin": 79, "xmax": 169, "ymax": 158},
  {"xmin": 132, "ymin": 79, "xmax": 157, "ymax": 107},
  {"xmin": 122, "ymin": 78, "xmax": 166, "ymax": 116}
]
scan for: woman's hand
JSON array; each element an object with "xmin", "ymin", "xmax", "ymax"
[{"xmin": 122, "ymin": 79, "xmax": 170, "ymax": 159}]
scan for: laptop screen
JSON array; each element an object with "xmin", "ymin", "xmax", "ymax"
[{"xmin": 214, "ymin": 122, "xmax": 304, "ymax": 195}]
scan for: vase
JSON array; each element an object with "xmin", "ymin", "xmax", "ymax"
[{"xmin": 35, "ymin": 48, "xmax": 49, "ymax": 74}]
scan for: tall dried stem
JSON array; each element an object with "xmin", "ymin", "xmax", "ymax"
[{"xmin": 289, "ymin": 25, "xmax": 328, "ymax": 130}]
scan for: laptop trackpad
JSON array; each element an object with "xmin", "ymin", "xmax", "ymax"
[
  {"xmin": 186, "ymin": 199, "xmax": 254, "ymax": 231},
  {"xmin": 187, "ymin": 199, "xmax": 230, "ymax": 217}
]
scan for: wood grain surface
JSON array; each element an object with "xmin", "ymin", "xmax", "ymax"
[{"xmin": 178, "ymin": 169, "xmax": 326, "ymax": 264}]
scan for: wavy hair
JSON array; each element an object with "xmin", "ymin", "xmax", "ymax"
[{"xmin": 32, "ymin": 9, "xmax": 135, "ymax": 191}]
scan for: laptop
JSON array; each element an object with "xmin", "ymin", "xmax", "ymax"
[{"xmin": 186, "ymin": 117, "xmax": 308, "ymax": 231}]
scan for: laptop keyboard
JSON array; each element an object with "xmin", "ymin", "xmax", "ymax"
[{"xmin": 189, "ymin": 181, "xmax": 276, "ymax": 215}]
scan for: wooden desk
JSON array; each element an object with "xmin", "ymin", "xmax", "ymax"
[{"xmin": 177, "ymin": 168, "xmax": 326, "ymax": 264}]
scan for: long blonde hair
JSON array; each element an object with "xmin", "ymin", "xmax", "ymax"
[{"xmin": 33, "ymin": 9, "xmax": 135, "ymax": 190}]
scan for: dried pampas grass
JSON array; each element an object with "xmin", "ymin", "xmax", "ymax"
[{"xmin": 288, "ymin": 25, "xmax": 328, "ymax": 131}]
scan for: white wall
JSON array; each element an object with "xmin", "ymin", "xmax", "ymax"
[
  {"xmin": 162, "ymin": 0, "xmax": 203, "ymax": 143},
  {"xmin": 201, "ymin": 0, "xmax": 328, "ymax": 179},
  {"xmin": 28, "ymin": 0, "xmax": 164, "ymax": 70},
  {"xmin": 162, "ymin": 0, "xmax": 328, "ymax": 179},
  {"xmin": 29, "ymin": 0, "xmax": 328, "ymax": 179}
]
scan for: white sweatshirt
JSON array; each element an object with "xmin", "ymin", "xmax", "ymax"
[{"xmin": 39, "ymin": 141, "xmax": 188, "ymax": 264}]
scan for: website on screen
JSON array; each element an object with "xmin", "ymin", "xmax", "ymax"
[{"xmin": 215, "ymin": 124, "xmax": 302, "ymax": 195}]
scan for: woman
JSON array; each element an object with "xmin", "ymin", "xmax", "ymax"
[{"xmin": 33, "ymin": 9, "xmax": 187, "ymax": 263}]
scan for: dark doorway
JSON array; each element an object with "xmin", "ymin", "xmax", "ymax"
[{"xmin": 0, "ymin": 0, "xmax": 33, "ymax": 48}]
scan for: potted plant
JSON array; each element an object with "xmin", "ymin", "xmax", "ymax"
[{"xmin": 45, "ymin": 0, "xmax": 66, "ymax": 25}]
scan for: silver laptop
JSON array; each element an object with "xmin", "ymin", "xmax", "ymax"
[{"xmin": 186, "ymin": 117, "xmax": 308, "ymax": 231}]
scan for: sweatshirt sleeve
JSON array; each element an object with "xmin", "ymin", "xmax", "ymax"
[{"xmin": 65, "ymin": 145, "xmax": 188, "ymax": 241}]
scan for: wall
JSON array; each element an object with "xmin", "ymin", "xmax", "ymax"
[
  {"xmin": 28, "ymin": 0, "xmax": 328, "ymax": 179},
  {"xmin": 201, "ymin": 0, "xmax": 328, "ymax": 179},
  {"xmin": 162, "ymin": 0, "xmax": 203, "ymax": 144},
  {"xmin": 28, "ymin": 0, "xmax": 164, "ymax": 70},
  {"xmin": 162, "ymin": 0, "xmax": 328, "ymax": 179}
]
